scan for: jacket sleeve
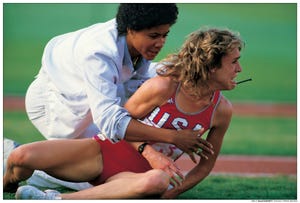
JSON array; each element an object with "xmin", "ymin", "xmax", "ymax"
[{"xmin": 82, "ymin": 52, "xmax": 132, "ymax": 143}]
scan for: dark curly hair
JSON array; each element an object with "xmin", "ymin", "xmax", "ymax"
[{"xmin": 116, "ymin": 3, "xmax": 178, "ymax": 35}]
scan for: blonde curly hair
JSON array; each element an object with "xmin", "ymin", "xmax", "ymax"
[{"xmin": 157, "ymin": 27, "xmax": 244, "ymax": 96}]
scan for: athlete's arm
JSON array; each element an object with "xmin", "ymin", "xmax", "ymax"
[
  {"xmin": 129, "ymin": 141, "xmax": 184, "ymax": 187},
  {"xmin": 124, "ymin": 76, "xmax": 185, "ymax": 186},
  {"xmin": 124, "ymin": 76, "xmax": 214, "ymax": 160},
  {"xmin": 162, "ymin": 96, "xmax": 233, "ymax": 198}
]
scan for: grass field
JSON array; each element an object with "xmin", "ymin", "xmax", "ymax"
[
  {"xmin": 4, "ymin": 175, "xmax": 297, "ymax": 200},
  {"xmin": 3, "ymin": 3, "xmax": 297, "ymax": 103},
  {"xmin": 179, "ymin": 175, "xmax": 296, "ymax": 199},
  {"xmin": 3, "ymin": 3, "xmax": 297, "ymax": 200}
]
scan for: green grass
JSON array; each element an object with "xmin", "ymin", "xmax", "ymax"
[
  {"xmin": 4, "ymin": 175, "xmax": 297, "ymax": 199},
  {"xmin": 221, "ymin": 116, "xmax": 297, "ymax": 156},
  {"xmin": 3, "ymin": 3, "xmax": 297, "ymax": 103},
  {"xmin": 3, "ymin": 111, "xmax": 45, "ymax": 144},
  {"xmin": 178, "ymin": 175, "xmax": 297, "ymax": 199}
]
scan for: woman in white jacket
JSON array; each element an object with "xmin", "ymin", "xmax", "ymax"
[{"xmin": 18, "ymin": 3, "xmax": 213, "ymax": 191}]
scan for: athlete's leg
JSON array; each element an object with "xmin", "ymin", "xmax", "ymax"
[
  {"xmin": 60, "ymin": 169, "xmax": 170, "ymax": 199},
  {"xmin": 4, "ymin": 138, "xmax": 102, "ymax": 192}
]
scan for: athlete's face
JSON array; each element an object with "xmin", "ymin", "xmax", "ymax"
[
  {"xmin": 126, "ymin": 24, "xmax": 171, "ymax": 60},
  {"xmin": 210, "ymin": 48, "xmax": 242, "ymax": 90}
]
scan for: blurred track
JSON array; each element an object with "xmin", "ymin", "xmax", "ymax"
[
  {"xmin": 3, "ymin": 96, "xmax": 297, "ymax": 117},
  {"xmin": 176, "ymin": 154, "xmax": 297, "ymax": 176}
]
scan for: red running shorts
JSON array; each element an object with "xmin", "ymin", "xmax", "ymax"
[{"xmin": 90, "ymin": 136, "xmax": 152, "ymax": 185}]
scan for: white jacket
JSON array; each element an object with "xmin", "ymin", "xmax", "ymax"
[{"xmin": 38, "ymin": 19, "xmax": 151, "ymax": 142}]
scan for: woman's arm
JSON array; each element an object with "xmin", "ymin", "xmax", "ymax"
[
  {"xmin": 162, "ymin": 97, "xmax": 233, "ymax": 199},
  {"xmin": 125, "ymin": 76, "xmax": 185, "ymax": 185},
  {"xmin": 130, "ymin": 141, "xmax": 185, "ymax": 187},
  {"xmin": 124, "ymin": 76, "xmax": 214, "ymax": 159}
]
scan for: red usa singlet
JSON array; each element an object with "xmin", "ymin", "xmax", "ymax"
[{"xmin": 141, "ymin": 85, "xmax": 221, "ymax": 161}]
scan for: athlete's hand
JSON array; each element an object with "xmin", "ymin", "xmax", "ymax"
[
  {"xmin": 142, "ymin": 145, "xmax": 184, "ymax": 188},
  {"xmin": 172, "ymin": 128, "xmax": 214, "ymax": 163}
]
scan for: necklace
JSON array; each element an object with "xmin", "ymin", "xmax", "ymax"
[{"xmin": 133, "ymin": 56, "xmax": 141, "ymax": 68}]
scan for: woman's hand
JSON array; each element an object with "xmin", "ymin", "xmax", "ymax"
[
  {"xmin": 142, "ymin": 145, "xmax": 184, "ymax": 188},
  {"xmin": 172, "ymin": 128, "xmax": 214, "ymax": 163}
]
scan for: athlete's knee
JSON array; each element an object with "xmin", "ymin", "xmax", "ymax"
[
  {"xmin": 139, "ymin": 169, "xmax": 170, "ymax": 195},
  {"xmin": 7, "ymin": 144, "xmax": 34, "ymax": 168}
]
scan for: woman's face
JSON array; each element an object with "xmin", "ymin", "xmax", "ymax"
[
  {"xmin": 126, "ymin": 24, "xmax": 171, "ymax": 60},
  {"xmin": 210, "ymin": 48, "xmax": 243, "ymax": 90}
]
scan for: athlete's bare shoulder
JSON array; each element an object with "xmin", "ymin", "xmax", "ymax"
[
  {"xmin": 219, "ymin": 96, "xmax": 233, "ymax": 114},
  {"xmin": 213, "ymin": 95, "xmax": 233, "ymax": 127},
  {"xmin": 125, "ymin": 76, "xmax": 178, "ymax": 118},
  {"xmin": 143, "ymin": 75, "xmax": 178, "ymax": 98}
]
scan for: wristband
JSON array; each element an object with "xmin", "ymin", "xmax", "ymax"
[{"xmin": 138, "ymin": 142, "xmax": 148, "ymax": 154}]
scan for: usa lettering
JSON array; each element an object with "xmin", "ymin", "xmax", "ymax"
[{"xmin": 148, "ymin": 107, "xmax": 202, "ymax": 131}]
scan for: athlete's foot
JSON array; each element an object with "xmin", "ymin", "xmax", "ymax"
[{"xmin": 15, "ymin": 185, "xmax": 62, "ymax": 200}]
